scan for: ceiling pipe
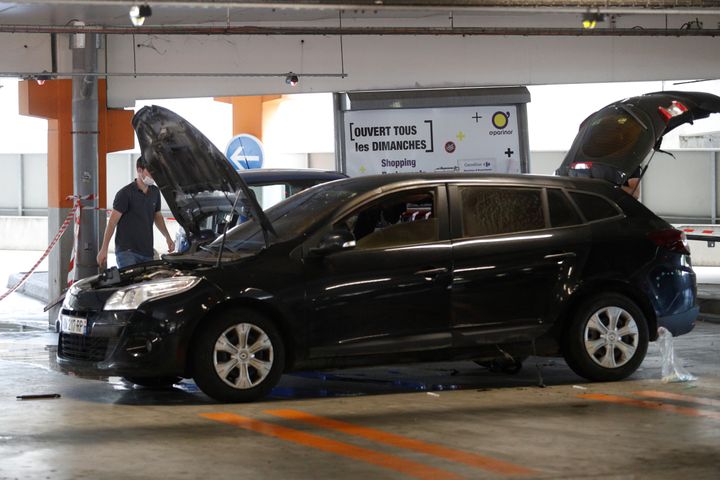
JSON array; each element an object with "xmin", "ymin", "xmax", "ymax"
[
  {"xmin": 1, "ymin": 25, "xmax": 719, "ymax": 36},
  {"xmin": 10, "ymin": 0, "xmax": 720, "ymax": 15},
  {"xmin": 1, "ymin": 71, "xmax": 349, "ymax": 78}
]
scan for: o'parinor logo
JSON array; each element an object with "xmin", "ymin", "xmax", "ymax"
[{"xmin": 492, "ymin": 111, "xmax": 510, "ymax": 129}]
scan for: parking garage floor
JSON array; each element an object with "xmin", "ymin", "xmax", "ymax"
[
  {"xmin": 1, "ymin": 252, "xmax": 719, "ymax": 479},
  {"xmin": 0, "ymin": 319, "xmax": 718, "ymax": 479}
]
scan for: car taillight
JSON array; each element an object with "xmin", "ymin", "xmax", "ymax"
[
  {"xmin": 570, "ymin": 162, "xmax": 593, "ymax": 170},
  {"xmin": 658, "ymin": 100, "xmax": 688, "ymax": 122},
  {"xmin": 647, "ymin": 228, "xmax": 690, "ymax": 255}
]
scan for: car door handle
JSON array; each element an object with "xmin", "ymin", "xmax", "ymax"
[{"xmin": 414, "ymin": 267, "xmax": 449, "ymax": 278}]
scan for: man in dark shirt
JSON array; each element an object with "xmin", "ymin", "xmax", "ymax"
[{"xmin": 97, "ymin": 156, "xmax": 175, "ymax": 268}]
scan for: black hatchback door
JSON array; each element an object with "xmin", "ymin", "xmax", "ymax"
[
  {"xmin": 556, "ymin": 91, "xmax": 720, "ymax": 185},
  {"xmin": 303, "ymin": 184, "xmax": 453, "ymax": 358}
]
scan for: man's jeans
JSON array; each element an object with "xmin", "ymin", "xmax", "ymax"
[{"xmin": 115, "ymin": 250, "xmax": 154, "ymax": 269}]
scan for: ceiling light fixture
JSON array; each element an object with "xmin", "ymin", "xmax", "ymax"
[
  {"xmin": 35, "ymin": 71, "xmax": 52, "ymax": 86},
  {"xmin": 129, "ymin": 5, "xmax": 152, "ymax": 27},
  {"xmin": 582, "ymin": 11, "xmax": 605, "ymax": 29},
  {"xmin": 285, "ymin": 72, "xmax": 299, "ymax": 86}
]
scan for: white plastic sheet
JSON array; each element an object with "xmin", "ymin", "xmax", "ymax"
[{"xmin": 657, "ymin": 327, "xmax": 697, "ymax": 383}]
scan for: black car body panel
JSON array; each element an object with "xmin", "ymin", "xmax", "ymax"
[
  {"xmin": 556, "ymin": 91, "xmax": 720, "ymax": 184},
  {"xmin": 240, "ymin": 168, "xmax": 347, "ymax": 188}
]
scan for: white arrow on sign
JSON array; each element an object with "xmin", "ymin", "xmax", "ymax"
[{"xmin": 230, "ymin": 145, "xmax": 260, "ymax": 165}]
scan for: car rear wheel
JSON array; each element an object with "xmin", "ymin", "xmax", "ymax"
[
  {"xmin": 191, "ymin": 308, "xmax": 285, "ymax": 403},
  {"xmin": 563, "ymin": 293, "xmax": 649, "ymax": 382}
]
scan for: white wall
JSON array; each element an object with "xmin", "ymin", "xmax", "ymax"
[
  {"xmin": 0, "ymin": 216, "xmax": 48, "ymax": 250},
  {"xmin": 3, "ymin": 149, "xmax": 719, "ymax": 223},
  {"xmin": 0, "ymin": 153, "xmax": 48, "ymax": 215},
  {"xmin": 3, "ymin": 148, "xmax": 720, "ymax": 265}
]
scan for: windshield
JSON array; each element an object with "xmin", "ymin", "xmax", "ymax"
[
  {"xmin": 207, "ymin": 184, "xmax": 358, "ymax": 253},
  {"xmin": 249, "ymin": 179, "xmax": 338, "ymax": 210}
]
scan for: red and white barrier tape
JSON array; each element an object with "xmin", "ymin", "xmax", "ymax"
[
  {"xmin": 0, "ymin": 192, "xmax": 174, "ymax": 302},
  {"xmin": 0, "ymin": 200, "xmax": 80, "ymax": 303}
]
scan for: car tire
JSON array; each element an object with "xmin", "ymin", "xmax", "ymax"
[
  {"xmin": 122, "ymin": 376, "xmax": 181, "ymax": 388},
  {"xmin": 191, "ymin": 308, "xmax": 285, "ymax": 403},
  {"xmin": 563, "ymin": 293, "xmax": 649, "ymax": 382}
]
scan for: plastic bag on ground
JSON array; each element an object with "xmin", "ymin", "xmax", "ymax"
[{"xmin": 657, "ymin": 327, "xmax": 697, "ymax": 383}]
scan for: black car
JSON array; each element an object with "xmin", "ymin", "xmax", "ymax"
[{"xmin": 57, "ymin": 93, "xmax": 719, "ymax": 402}]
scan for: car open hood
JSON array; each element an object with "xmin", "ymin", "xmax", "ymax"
[
  {"xmin": 132, "ymin": 105, "xmax": 275, "ymax": 245},
  {"xmin": 556, "ymin": 91, "xmax": 720, "ymax": 185}
]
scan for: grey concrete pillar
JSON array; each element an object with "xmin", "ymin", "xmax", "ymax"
[
  {"xmin": 47, "ymin": 207, "xmax": 75, "ymax": 328},
  {"xmin": 71, "ymin": 32, "xmax": 101, "ymax": 282}
]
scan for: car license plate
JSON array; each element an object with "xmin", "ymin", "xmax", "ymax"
[{"xmin": 60, "ymin": 314, "xmax": 87, "ymax": 335}]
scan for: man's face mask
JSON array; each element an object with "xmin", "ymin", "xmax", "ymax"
[{"xmin": 140, "ymin": 169, "xmax": 155, "ymax": 186}]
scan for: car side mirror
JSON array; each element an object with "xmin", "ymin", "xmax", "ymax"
[{"xmin": 310, "ymin": 229, "xmax": 356, "ymax": 256}]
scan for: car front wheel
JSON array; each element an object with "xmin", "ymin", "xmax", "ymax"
[
  {"xmin": 563, "ymin": 293, "xmax": 649, "ymax": 382},
  {"xmin": 191, "ymin": 308, "xmax": 285, "ymax": 403}
]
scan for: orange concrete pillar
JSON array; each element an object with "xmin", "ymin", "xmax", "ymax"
[
  {"xmin": 18, "ymin": 79, "xmax": 74, "ymax": 209},
  {"xmin": 18, "ymin": 79, "xmax": 134, "ymax": 209},
  {"xmin": 215, "ymin": 95, "xmax": 280, "ymax": 139},
  {"xmin": 96, "ymin": 82, "xmax": 135, "ymax": 209}
]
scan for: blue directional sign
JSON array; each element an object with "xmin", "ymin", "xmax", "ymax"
[{"xmin": 225, "ymin": 133, "xmax": 265, "ymax": 170}]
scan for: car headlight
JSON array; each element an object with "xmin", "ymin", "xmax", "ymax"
[{"xmin": 104, "ymin": 276, "xmax": 200, "ymax": 311}]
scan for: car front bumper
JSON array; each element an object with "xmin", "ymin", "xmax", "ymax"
[{"xmin": 56, "ymin": 309, "xmax": 188, "ymax": 378}]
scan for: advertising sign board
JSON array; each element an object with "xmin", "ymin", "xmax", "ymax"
[
  {"xmin": 335, "ymin": 88, "xmax": 530, "ymax": 176},
  {"xmin": 344, "ymin": 105, "xmax": 521, "ymax": 176}
]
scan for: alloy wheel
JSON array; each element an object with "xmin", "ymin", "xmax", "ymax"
[
  {"xmin": 583, "ymin": 306, "xmax": 639, "ymax": 368},
  {"xmin": 213, "ymin": 323, "xmax": 274, "ymax": 389}
]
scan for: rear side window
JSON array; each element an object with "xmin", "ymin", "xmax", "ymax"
[
  {"xmin": 570, "ymin": 192, "xmax": 621, "ymax": 221},
  {"xmin": 460, "ymin": 187, "xmax": 544, "ymax": 237},
  {"xmin": 547, "ymin": 189, "xmax": 582, "ymax": 228}
]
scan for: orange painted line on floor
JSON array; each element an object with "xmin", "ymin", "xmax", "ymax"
[
  {"xmin": 265, "ymin": 409, "xmax": 536, "ymax": 477},
  {"xmin": 200, "ymin": 413, "xmax": 462, "ymax": 480},
  {"xmin": 633, "ymin": 390, "xmax": 720, "ymax": 408},
  {"xmin": 578, "ymin": 393, "xmax": 720, "ymax": 420}
]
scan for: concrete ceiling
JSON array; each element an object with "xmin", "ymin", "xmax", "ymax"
[
  {"xmin": 2, "ymin": 1, "xmax": 720, "ymax": 33},
  {"xmin": 1, "ymin": 1, "xmax": 719, "ymax": 105}
]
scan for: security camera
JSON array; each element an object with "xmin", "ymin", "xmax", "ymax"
[{"xmin": 285, "ymin": 73, "xmax": 299, "ymax": 87}]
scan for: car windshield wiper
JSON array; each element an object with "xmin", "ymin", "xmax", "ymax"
[{"xmin": 215, "ymin": 187, "xmax": 247, "ymax": 267}]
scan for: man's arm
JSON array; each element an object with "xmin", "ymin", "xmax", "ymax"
[
  {"xmin": 97, "ymin": 209, "xmax": 123, "ymax": 267},
  {"xmin": 622, "ymin": 178, "xmax": 641, "ymax": 199},
  {"xmin": 154, "ymin": 211, "xmax": 176, "ymax": 253}
]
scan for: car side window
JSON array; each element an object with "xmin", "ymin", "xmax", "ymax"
[
  {"xmin": 569, "ymin": 191, "xmax": 621, "ymax": 222},
  {"xmin": 338, "ymin": 189, "xmax": 438, "ymax": 249},
  {"xmin": 460, "ymin": 187, "xmax": 544, "ymax": 238},
  {"xmin": 547, "ymin": 189, "xmax": 582, "ymax": 228}
]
